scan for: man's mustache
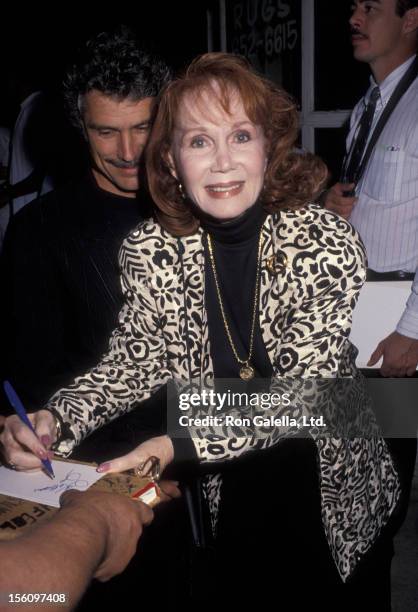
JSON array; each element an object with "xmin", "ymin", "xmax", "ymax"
[
  {"xmin": 350, "ymin": 27, "xmax": 367, "ymax": 38},
  {"xmin": 107, "ymin": 159, "xmax": 141, "ymax": 169}
]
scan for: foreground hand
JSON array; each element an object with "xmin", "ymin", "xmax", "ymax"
[
  {"xmin": 97, "ymin": 435, "xmax": 175, "ymax": 475},
  {"xmin": 368, "ymin": 331, "xmax": 418, "ymax": 377},
  {"xmin": 60, "ymin": 489, "xmax": 153, "ymax": 582},
  {"xmin": 0, "ymin": 410, "xmax": 57, "ymax": 471},
  {"xmin": 324, "ymin": 182, "xmax": 357, "ymax": 220}
]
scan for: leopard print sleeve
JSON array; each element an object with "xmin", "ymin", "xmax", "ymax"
[{"xmin": 274, "ymin": 209, "xmax": 367, "ymax": 377}]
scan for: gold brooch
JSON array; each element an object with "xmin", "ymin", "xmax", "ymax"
[{"xmin": 266, "ymin": 253, "xmax": 288, "ymax": 275}]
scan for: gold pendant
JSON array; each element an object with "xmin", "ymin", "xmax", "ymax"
[{"xmin": 240, "ymin": 364, "xmax": 255, "ymax": 380}]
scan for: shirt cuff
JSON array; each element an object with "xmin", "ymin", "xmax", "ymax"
[{"xmin": 396, "ymin": 282, "xmax": 418, "ymax": 339}]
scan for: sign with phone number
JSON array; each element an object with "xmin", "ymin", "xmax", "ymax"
[{"xmin": 228, "ymin": 0, "xmax": 299, "ymax": 59}]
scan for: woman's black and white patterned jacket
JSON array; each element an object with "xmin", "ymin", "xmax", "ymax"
[{"xmin": 48, "ymin": 203, "xmax": 401, "ymax": 582}]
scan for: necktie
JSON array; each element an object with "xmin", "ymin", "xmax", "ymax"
[{"xmin": 341, "ymin": 86, "xmax": 380, "ymax": 185}]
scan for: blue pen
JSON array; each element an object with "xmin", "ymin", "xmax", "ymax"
[{"xmin": 3, "ymin": 380, "xmax": 55, "ymax": 479}]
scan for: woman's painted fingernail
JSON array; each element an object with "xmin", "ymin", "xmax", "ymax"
[
  {"xmin": 41, "ymin": 435, "xmax": 51, "ymax": 447},
  {"xmin": 97, "ymin": 463, "xmax": 111, "ymax": 473},
  {"xmin": 37, "ymin": 449, "xmax": 47, "ymax": 459}
]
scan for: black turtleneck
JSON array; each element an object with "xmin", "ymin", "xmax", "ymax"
[
  {"xmin": 201, "ymin": 203, "xmax": 273, "ymax": 381},
  {"xmin": 170, "ymin": 204, "xmax": 275, "ymax": 468}
]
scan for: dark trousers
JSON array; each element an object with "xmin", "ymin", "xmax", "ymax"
[
  {"xmin": 215, "ymin": 439, "xmax": 393, "ymax": 611},
  {"xmin": 362, "ymin": 369, "xmax": 418, "ymax": 535}
]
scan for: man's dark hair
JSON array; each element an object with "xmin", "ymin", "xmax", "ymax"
[
  {"xmin": 396, "ymin": 0, "xmax": 418, "ymax": 16},
  {"xmin": 63, "ymin": 26, "xmax": 171, "ymax": 131}
]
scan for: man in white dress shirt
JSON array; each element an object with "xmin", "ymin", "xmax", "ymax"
[
  {"xmin": 325, "ymin": 0, "xmax": 418, "ymax": 377},
  {"xmin": 324, "ymin": 2, "xmax": 418, "ymax": 544}
]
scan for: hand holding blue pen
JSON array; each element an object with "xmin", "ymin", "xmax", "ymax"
[{"xmin": 3, "ymin": 381, "xmax": 55, "ymax": 479}]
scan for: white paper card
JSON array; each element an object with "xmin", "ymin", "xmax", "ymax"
[
  {"xmin": 350, "ymin": 281, "xmax": 412, "ymax": 368},
  {"xmin": 0, "ymin": 460, "xmax": 103, "ymax": 507}
]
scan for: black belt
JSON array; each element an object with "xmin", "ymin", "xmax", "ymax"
[{"xmin": 366, "ymin": 269, "xmax": 415, "ymax": 282}]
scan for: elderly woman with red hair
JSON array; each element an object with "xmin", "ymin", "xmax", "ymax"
[{"xmin": 1, "ymin": 53, "xmax": 400, "ymax": 608}]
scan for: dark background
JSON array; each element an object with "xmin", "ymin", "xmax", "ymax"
[
  {"xmin": 0, "ymin": 4, "xmax": 217, "ymax": 127},
  {"xmin": 0, "ymin": 1, "xmax": 371, "ymax": 179}
]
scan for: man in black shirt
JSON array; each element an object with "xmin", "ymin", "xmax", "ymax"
[
  {"xmin": 1, "ymin": 28, "xmax": 170, "ymax": 417},
  {"xmin": 0, "ymin": 30, "xmax": 191, "ymax": 610}
]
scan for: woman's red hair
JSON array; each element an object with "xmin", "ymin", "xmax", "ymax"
[{"xmin": 146, "ymin": 52, "xmax": 327, "ymax": 236}]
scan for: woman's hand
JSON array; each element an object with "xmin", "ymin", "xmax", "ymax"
[
  {"xmin": 158, "ymin": 480, "xmax": 182, "ymax": 501},
  {"xmin": 97, "ymin": 435, "xmax": 181, "ymax": 501},
  {"xmin": 96, "ymin": 435, "xmax": 175, "ymax": 475},
  {"xmin": 0, "ymin": 410, "xmax": 57, "ymax": 471}
]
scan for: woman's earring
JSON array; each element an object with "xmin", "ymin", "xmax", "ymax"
[{"xmin": 178, "ymin": 182, "xmax": 186, "ymax": 200}]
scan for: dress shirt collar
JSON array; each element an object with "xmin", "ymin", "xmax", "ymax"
[{"xmin": 366, "ymin": 54, "xmax": 416, "ymax": 109}]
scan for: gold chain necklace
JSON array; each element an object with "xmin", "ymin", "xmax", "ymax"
[{"xmin": 206, "ymin": 230, "xmax": 263, "ymax": 381}]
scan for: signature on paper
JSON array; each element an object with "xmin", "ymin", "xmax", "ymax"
[{"xmin": 34, "ymin": 469, "xmax": 89, "ymax": 495}]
